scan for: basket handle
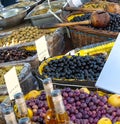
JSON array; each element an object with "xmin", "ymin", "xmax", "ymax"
[
  {"xmin": 63, "ymin": 7, "xmax": 104, "ymax": 12},
  {"xmin": 39, "ymin": 20, "xmax": 91, "ymax": 29}
]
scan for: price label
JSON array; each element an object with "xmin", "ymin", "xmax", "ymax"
[
  {"xmin": 96, "ymin": 33, "xmax": 120, "ymax": 94},
  {"xmin": 69, "ymin": 50, "xmax": 75, "ymax": 55},
  {"xmin": 4, "ymin": 67, "xmax": 22, "ymax": 100},
  {"xmin": 67, "ymin": 0, "xmax": 82, "ymax": 7},
  {"xmin": 35, "ymin": 36, "xmax": 50, "ymax": 61},
  {"xmin": 72, "ymin": 0, "xmax": 82, "ymax": 7},
  {"xmin": 66, "ymin": 50, "xmax": 75, "ymax": 55}
]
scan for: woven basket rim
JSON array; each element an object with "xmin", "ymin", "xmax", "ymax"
[{"xmin": 64, "ymin": 11, "xmax": 119, "ymax": 38}]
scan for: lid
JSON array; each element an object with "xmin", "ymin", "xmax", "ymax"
[
  {"xmin": 14, "ymin": 92, "xmax": 23, "ymax": 99},
  {"xmin": 18, "ymin": 117, "xmax": 30, "ymax": 124},
  {"xmin": 3, "ymin": 106, "xmax": 13, "ymax": 115},
  {"xmin": 51, "ymin": 89, "xmax": 61, "ymax": 97},
  {"xmin": 43, "ymin": 78, "xmax": 52, "ymax": 85}
]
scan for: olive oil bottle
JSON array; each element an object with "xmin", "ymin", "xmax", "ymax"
[
  {"xmin": 3, "ymin": 106, "xmax": 18, "ymax": 124},
  {"xmin": 14, "ymin": 92, "xmax": 29, "ymax": 119},
  {"xmin": 51, "ymin": 89, "xmax": 73, "ymax": 124},
  {"xmin": 43, "ymin": 78, "xmax": 57, "ymax": 124}
]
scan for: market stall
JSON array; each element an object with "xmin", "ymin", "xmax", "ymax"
[{"xmin": 0, "ymin": 0, "xmax": 120, "ymax": 123}]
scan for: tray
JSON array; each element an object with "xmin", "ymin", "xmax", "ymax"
[
  {"xmin": 37, "ymin": 53, "xmax": 106, "ymax": 89},
  {"xmin": 25, "ymin": 0, "xmax": 66, "ymax": 26},
  {"xmin": 35, "ymin": 72, "xmax": 95, "ymax": 90},
  {"xmin": 0, "ymin": 7, "xmax": 28, "ymax": 28},
  {"xmin": 0, "ymin": 26, "xmax": 55, "ymax": 48},
  {"xmin": 0, "ymin": 27, "xmax": 65, "ymax": 57},
  {"xmin": 0, "ymin": 62, "xmax": 39, "ymax": 103},
  {"xmin": 0, "ymin": 42, "xmax": 39, "ymax": 70},
  {"xmin": 74, "ymin": 39, "xmax": 114, "ymax": 56},
  {"xmin": 66, "ymin": 39, "xmax": 115, "ymax": 56}
]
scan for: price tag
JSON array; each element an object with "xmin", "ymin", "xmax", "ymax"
[
  {"xmin": 4, "ymin": 66, "xmax": 22, "ymax": 100},
  {"xmin": 66, "ymin": 50, "xmax": 75, "ymax": 55},
  {"xmin": 96, "ymin": 33, "xmax": 120, "ymax": 94},
  {"xmin": 67, "ymin": 0, "xmax": 82, "ymax": 7},
  {"xmin": 69, "ymin": 50, "xmax": 75, "ymax": 55},
  {"xmin": 35, "ymin": 36, "xmax": 50, "ymax": 61},
  {"xmin": 72, "ymin": 0, "xmax": 82, "ymax": 7}
]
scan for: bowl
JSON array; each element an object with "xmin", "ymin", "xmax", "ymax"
[{"xmin": 0, "ymin": 7, "xmax": 28, "ymax": 28}]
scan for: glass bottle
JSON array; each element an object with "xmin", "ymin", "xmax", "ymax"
[
  {"xmin": 14, "ymin": 92, "xmax": 28, "ymax": 118},
  {"xmin": 42, "ymin": 78, "xmax": 57, "ymax": 124},
  {"xmin": 18, "ymin": 117, "xmax": 31, "ymax": 124},
  {"xmin": 3, "ymin": 106, "xmax": 18, "ymax": 124},
  {"xmin": 51, "ymin": 89, "xmax": 73, "ymax": 124}
]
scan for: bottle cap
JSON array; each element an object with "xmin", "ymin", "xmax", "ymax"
[
  {"xmin": 18, "ymin": 117, "xmax": 30, "ymax": 124},
  {"xmin": 51, "ymin": 89, "xmax": 61, "ymax": 97},
  {"xmin": 14, "ymin": 92, "xmax": 23, "ymax": 99},
  {"xmin": 3, "ymin": 106, "xmax": 13, "ymax": 115},
  {"xmin": 43, "ymin": 78, "xmax": 52, "ymax": 85},
  {"xmin": 43, "ymin": 78, "xmax": 53, "ymax": 95}
]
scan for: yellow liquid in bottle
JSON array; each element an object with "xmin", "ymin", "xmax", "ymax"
[
  {"xmin": 56, "ymin": 112, "xmax": 70, "ymax": 124},
  {"xmin": 44, "ymin": 95, "xmax": 57, "ymax": 124},
  {"xmin": 16, "ymin": 110, "xmax": 29, "ymax": 119}
]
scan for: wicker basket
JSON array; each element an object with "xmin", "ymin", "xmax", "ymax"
[{"xmin": 64, "ymin": 11, "xmax": 118, "ymax": 48}]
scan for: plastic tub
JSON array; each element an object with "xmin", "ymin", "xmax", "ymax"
[
  {"xmin": 25, "ymin": 0, "xmax": 66, "ymax": 26},
  {"xmin": 0, "ymin": 63, "xmax": 38, "ymax": 97}
]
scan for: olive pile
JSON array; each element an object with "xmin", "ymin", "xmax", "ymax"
[
  {"xmin": 71, "ymin": 13, "xmax": 91, "ymax": 22},
  {"xmin": 0, "ymin": 66, "xmax": 23, "ymax": 84},
  {"xmin": 0, "ymin": 48, "xmax": 36, "ymax": 63},
  {"xmin": 83, "ymin": 1, "xmax": 108, "ymax": 9},
  {"xmin": 71, "ymin": 13, "xmax": 120, "ymax": 32},
  {"xmin": 43, "ymin": 55, "xmax": 106, "ymax": 81},
  {"xmin": 26, "ymin": 88, "xmax": 120, "ymax": 124},
  {"xmin": 26, "ymin": 91, "xmax": 47, "ymax": 123},
  {"xmin": 0, "ymin": 26, "xmax": 53, "ymax": 47},
  {"xmin": 32, "ymin": 7, "xmax": 59, "ymax": 16}
]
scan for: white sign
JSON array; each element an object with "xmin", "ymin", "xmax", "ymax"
[
  {"xmin": 35, "ymin": 36, "xmax": 50, "ymax": 61},
  {"xmin": 4, "ymin": 67, "xmax": 22, "ymax": 100},
  {"xmin": 72, "ymin": 0, "xmax": 82, "ymax": 7},
  {"xmin": 67, "ymin": 0, "xmax": 82, "ymax": 7},
  {"xmin": 96, "ymin": 33, "xmax": 120, "ymax": 94},
  {"xmin": 66, "ymin": 49, "xmax": 75, "ymax": 55}
]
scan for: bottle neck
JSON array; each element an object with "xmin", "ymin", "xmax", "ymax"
[
  {"xmin": 45, "ymin": 84, "xmax": 54, "ymax": 109},
  {"xmin": 46, "ymin": 95, "xmax": 55, "ymax": 109}
]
